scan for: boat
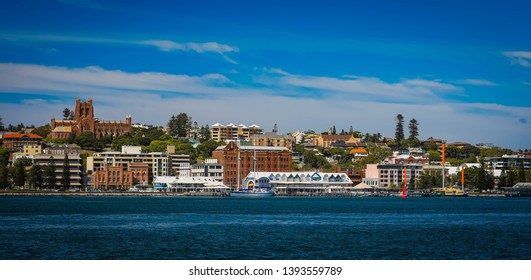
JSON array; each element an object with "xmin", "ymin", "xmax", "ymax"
[
  {"xmin": 230, "ymin": 186, "xmax": 274, "ymax": 197},
  {"xmin": 230, "ymin": 146, "xmax": 274, "ymax": 197},
  {"xmin": 432, "ymin": 187, "xmax": 467, "ymax": 197}
]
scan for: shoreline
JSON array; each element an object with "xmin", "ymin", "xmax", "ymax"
[{"xmin": 0, "ymin": 191, "xmax": 507, "ymax": 197}]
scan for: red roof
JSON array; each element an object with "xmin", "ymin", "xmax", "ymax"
[{"xmin": 2, "ymin": 133, "xmax": 43, "ymax": 139}]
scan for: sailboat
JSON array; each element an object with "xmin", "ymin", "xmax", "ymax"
[{"xmin": 230, "ymin": 147, "xmax": 274, "ymax": 197}]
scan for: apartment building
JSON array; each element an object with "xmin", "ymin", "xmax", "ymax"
[
  {"xmin": 191, "ymin": 158, "xmax": 224, "ymax": 182},
  {"xmin": 250, "ymin": 132, "xmax": 295, "ymax": 151},
  {"xmin": 33, "ymin": 145, "xmax": 83, "ymax": 188},
  {"xmin": 365, "ymin": 164, "xmax": 423, "ymax": 188},
  {"xmin": 210, "ymin": 123, "xmax": 263, "ymax": 142},
  {"xmin": 87, "ymin": 146, "xmax": 171, "ymax": 184}
]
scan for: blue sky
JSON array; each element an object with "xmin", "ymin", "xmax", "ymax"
[{"xmin": 0, "ymin": 0, "xmax": 530, "ymax": 149}]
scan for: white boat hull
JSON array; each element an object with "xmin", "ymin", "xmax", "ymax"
[{"xmin": 230, "ymin": 191, "xmax": 274, "ymax": 197}]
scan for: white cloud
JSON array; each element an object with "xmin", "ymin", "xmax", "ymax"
[
  {"xmin": 453, "ymin": 79, "xmax": 497, "ymax": 86},
  {"xmin": 0, "ymin": 34, "xmax": 239, "ymax": 63},
  {"xmin": 258, "ymin": 68, "xmax": 462, "ymax": 102},
  {"xmin": 1, "ymin": 63, "xmax": 529, "ymax": 149},
  {"xmin": 503, "ymin": 51, "xmax": 531, "ymax": 67},
  {"xmin": 0, "ymin": 63, "xmax": 243, "ymax": 97}
]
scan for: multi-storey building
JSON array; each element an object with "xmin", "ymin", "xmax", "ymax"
[
  {"xmin": 49, "ymin": 98, "xmax": 132, "ymax": 139},
  {"xmin": 212, "ymin": 141, "xmax": 292, "ymax": 187},
  {"xmin": 242, "ymin": 171, "xmax": 353, "ymax": 195},
  {"xmin": 312, "ymin": 134, "xmax": 361, "ymax": 148},
  {"xmin": 365, "ymin": 164, "xmax": 423, "ymax": 188},
  {"xmin": 90, "ymin": 163, "xmax": 149, "ymax": 190},
  {"xmin": 167, "ymin": 145, "xmax": 191, "ymax": 176},
  {"xmin": 250, "ymin": 132, "xmax": 295, "ymax": 151},
  {"xmin": 487, "ymin": 155, "xmax": 531, "ymax": 170},
  {"xmin": 191, "ymin": 158, "xmax": 224, "ymax": 182},
  {"xmin": 33, "ymin": 146, "xmax": 83, "ymax": 189},
  {"xmin": 87, "ymin": 146, "xmax": 170, "ymax": 184},
  {"xmin": 1, "ymin": 133, "xmax": 42, "ymax": 152},
  {"xmin": 12, "ymin": 144, "xmax": 43, "ymax": 163},
  {"xmin": 210, "ymin": 123, "xmax": 263, "ymax": 142}
]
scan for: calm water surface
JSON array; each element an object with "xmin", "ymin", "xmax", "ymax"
[{"xmin": 0, "ymin": 196, "xmax": 530, "ymax": 259}]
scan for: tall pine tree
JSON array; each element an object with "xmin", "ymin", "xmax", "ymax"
[
  {"xmin": 44, "ymin": 157, "xmax": 57, "ymax": 190},
  {"xmin": 395, "ymin": 114, "xmax": 405, "ymax": 144},
  {"xmin": 62, "ymin": 154, "xmax": 71, "ymax": 191}
]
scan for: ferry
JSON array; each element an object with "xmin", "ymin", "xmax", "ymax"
[{"xmin": 432, "ymin": 187, "xmax": 467, "ymax": 197}]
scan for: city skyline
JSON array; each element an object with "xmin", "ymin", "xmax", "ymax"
[{"xmin": 1, "ymin": 0, "xmax": 530, "ymax": 149}]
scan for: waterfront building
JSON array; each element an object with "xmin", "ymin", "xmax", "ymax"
[
  {"xmin": 1, "ymin": 133, "xmax": 42, "ymax": 152},
  {"xmin": 90, "ymin": 163, "xmax": 149, "ymax": 190},
  {"xmin": 312, "ymin": 134, "xmax": 361, "ymax": 148},
  {"xmin": 49, "ymin": 98, "xmax": 132, "ymax": 139},
  {"xmin": 242, "ymin": 171, "xmax": 353, "ymax": 195},
  {"xmin": 153, "ymin": 176, "xmax": 229, "ymax": 194},
  {"xmin": 87, "ymin": 146, "xmax": 171, "ymax": 184},
  {"xmin": 250, "ymin": 132, "xmax": 295, "ymax": 151},
  {"xmin": 210, "ymin": 123, "xmax": 263, "ymax": 142},
  {"xmin": 365, "ymin": 163, "xmax": 423, "ymax": 188},
  {"xmin": 191, "ymin": 158, "xmax": 224, "ymax": 182},
  {"xmin": 33, "ymin": 148, "xmax": 83, "ymax": 189},
  {"xmin": 212, "ymin": 141, "xmax": 292, "ymax": 187},
  {"xmin": 167, "ymin": 145, "xmax": 191, "ymax": 176}
]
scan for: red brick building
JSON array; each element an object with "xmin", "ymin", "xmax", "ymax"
[
  {"xmin": 212, "ymin": 141, "xmax": 292, "ymax": 188},
  {"xmin": 91, "ymin": 163, "xmax": 149, "ymax": 190},
  {"xmin": 49, "ymin": 98, "xmax": 132, "ymax": 139}
]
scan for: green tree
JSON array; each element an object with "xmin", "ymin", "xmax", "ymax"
[
  {"xmin": 416, "ymin": 174, "xmax": 440, "ymax": 189},
  {"xmin": 75, "ymin": 132, "xmax": 96, "ymax": 150},
  {"xmin": 422, "ymin": 141, "xmax": 438, "ymax": 151},
  {"xmin": 0, "ymin": 115, "xmax": 3, "ymax": 130},
  {"xmin": 408, "ymin": 118, "xmax": 419, "ymax": 141},
  {"xmin": 395, "ymin": 114, "xmax": 405, "ymax": 144},
  {"xmin": 506, "ymin": 170, "xmax": 516, "ymax": 187},
  {"xmin": 168, "ymin": 113, "xmax": 192, "ymax": 138},
  {"xmin": 0, "ymin": 148, "xmax": 10, "ymax": 188},
  {"xmin": 428, "ymin": 150, "xmax": 441, "ymax": 162},
  {"xmin": 62, "ymin": 154, "xmax": 71, "ymax": 191},
  {"xmin": 31, "ymin": 124, "xmax": 52, "ymax": 138},
  {"xmin": 28, "ymin": 163, "xmax": 43, "ymax": 190},
  {"xmin": 197, "ymin": 140, "xmax": 222, "ymax": 159},
  {"xmin": 498, "ymin": 170, "xmax": 507, "ymax": 188},
  {"xmin": 63, "ymin": 108, "xmax": 73, "ymax": 120},
  {"xmin": 199, "ymin": 125, "xmax": 211, "ymax": 142},
  {"xmin": 44, "ymin": 157, "xmax": 57, "ymax": 189},
  {"xmin": 12, "ymin": 160, "xmax": 28, "ymax": 188},
  {"xmin": 518, "ymin": 162, "xmax": 526, "ymax": 183}
]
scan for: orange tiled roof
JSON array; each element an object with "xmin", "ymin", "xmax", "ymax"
[
  {"xmin": 349, "ymin": 148, "xmax": 367, "ymax": 154},
  {"xmin": 2, "ymin": 133, "xmax": 43, "ymax": 139}
]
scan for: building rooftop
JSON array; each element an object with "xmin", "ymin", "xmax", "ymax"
[{"xmin": 2, "ymin": 133, "xmax": 43, "ymax": 139}]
